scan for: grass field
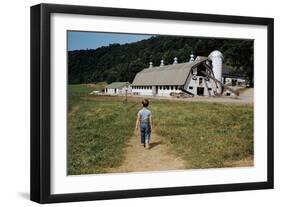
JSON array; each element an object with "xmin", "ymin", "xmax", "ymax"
[{"xmin": 67, "ymin": 84, "xmax": 253, "ymax": 175}]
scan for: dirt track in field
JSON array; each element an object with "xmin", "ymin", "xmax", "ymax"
[{"xmin": 107, "ymin": 130, "xmax": 186, "ymax": 173}]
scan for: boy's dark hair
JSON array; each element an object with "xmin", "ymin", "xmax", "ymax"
[{"xmin": 142, "ymin": 99, "xmax": 149, "ymax": 107}]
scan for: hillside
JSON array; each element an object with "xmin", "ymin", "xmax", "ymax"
[{"xmin": 68, "ymin": 35, "xmax": 253, "ymax": 85}]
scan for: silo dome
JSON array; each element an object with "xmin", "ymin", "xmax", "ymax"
[
  {"xmin": 209, "ymin": 50, "xmax": 223, "ymax": 59},
  {"xmin": 208, "ymin": 50, "xmax": 223, "ymax": 82}
]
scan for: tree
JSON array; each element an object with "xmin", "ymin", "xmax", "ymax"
[{"xmin": 68, "ymin": 36, "xmax": 253, "ymax": 85}]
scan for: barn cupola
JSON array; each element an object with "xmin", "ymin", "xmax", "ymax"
[
  {"xmin": 208, "ymin": 50, "xmax": 223, "ymax": 82},
  {"xmin": 189, "ymin": 53, "xmax": 195, "ymax": 62},
  {"xmin": 173, "ymin": 57, "xmax": 178, "ymax": 64},
  {"xmin": 149, "ymin": 61, "xmax": 153, "ymax": 68},
  {"xmin": 160, "ymin": 58, "xmax": 165, "ymax": 67}
]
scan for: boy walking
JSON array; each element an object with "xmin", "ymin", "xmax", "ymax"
[{"xmin": 135, "ymin": 99, "xmax": 152, "ymax": 149}]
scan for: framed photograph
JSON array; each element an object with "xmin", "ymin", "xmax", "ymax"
[{"xmin": 30, "ymin": 3, "xmax": 274, "ymax": 203}]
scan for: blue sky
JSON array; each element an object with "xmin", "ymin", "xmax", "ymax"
[{"xmin": 68, "ymin": 31, "xmax": 152, "ymax": 51}]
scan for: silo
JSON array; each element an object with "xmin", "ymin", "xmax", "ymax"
[{"xmin": 208, "ymin": 50, "xmax": 223, "ymax": 82}]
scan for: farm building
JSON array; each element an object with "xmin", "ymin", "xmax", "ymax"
[
  {"xmin": 222, "ymin": 65, "xmax": 247, "ymax": 87},
  {"xmin": 132, "ymin": 50, "xmax": 244, "ymax": 97},
  {"xmin": 104, "ymin": 82, "xmax": 132, "ymax": 95}
]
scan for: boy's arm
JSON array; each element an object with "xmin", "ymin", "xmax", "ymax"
[
  {"xmin": 135, "ymin": 113, "xmax": 140, "ymax": 130},
  {"xmin": 149, "ymin": 116, "xmax": 153, "ymax": 131}
]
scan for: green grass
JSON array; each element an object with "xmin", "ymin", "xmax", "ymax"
[
  {"xmin": 150, "ymin": 100, "xmax": 253, "ymax": 168},
  {"xmin": 67, "ymin": 84, "xmax": 138, "ymax": 175},
  {"xmin": 67, "ymin": 84, "xmax": 253, "ymax": 174},
  {"xmin": 68, "ymin": 83, "xmax": 106, "ymax": 112}
]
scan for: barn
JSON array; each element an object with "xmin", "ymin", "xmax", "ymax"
[
  {"xmin": 104, "ymin": 82, "xmax": 132, "ymax": 95},
  {"xmin": 132, "ymin": 50, "xmax": 243, "ymax": 97}
]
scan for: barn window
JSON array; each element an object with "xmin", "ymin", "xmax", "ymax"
[
  {"xmin": 208, "ymin": 88, "xmax": 212, "ymax": 91},
  {"xmin": 160, "ymin": 86, "xmax": 162, "ymax": 90},
  {"xmin": 189, "ymin": 86, "xmax": 193, "ymax": 90},
  {"xmin": 199, "ymin": 78, "xmax": 203, "ymax": 86},
  {"xmin": 175, "ymin": 86, "xmax": 178, "ymax": 90}
]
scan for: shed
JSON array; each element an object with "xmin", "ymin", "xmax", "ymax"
[{"xmin": 104, "ymin": 82, "xmax": 132, "ymax": 95}]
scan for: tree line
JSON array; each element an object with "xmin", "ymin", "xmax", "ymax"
[{"xmin": 68, "ymin": 35, "xmax": 253, "ymax": 86}]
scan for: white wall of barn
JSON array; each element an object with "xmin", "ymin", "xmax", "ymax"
[
  {"xmin": 184, "ymin": 75, "xmax": 215, "ymax": 96},
  {"xmin": 132, "ymin": 86, "xmax": 182, "ymax": 96},
  {"xmin": 132, "ymin": 86, "xmax": 153, "ymax": 96},
  {"xmin": 157, "ymin": 86, "xmax": 180, "ymax": 96}
]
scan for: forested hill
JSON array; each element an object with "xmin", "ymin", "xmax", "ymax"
[{"xmin": 68, "ymin": 36, "xmax": 253, "ymax": 85}]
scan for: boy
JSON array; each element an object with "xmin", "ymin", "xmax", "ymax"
[{"xmin": 135, "ymin": 99, "xmax": 153, "ymax": 149}]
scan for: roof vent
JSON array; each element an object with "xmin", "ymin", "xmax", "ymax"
[
  {"xmin": 160, "ymin": 59, "xmax": 165, "ymax": 67},
  {"xmin": 149, "ymin": 61, "xmax": 153, "ymax": 68},
  {"xmin": 173, "ymin": 57, "xmax": 178, "ymax": 64},
  {"xmin": 189, "ymin": 54, "xmax": 195, "ymax": 62}
]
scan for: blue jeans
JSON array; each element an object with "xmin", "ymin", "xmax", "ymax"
[{"xmin": 140, "ymin": 122, "xmax": 151, "ymax": 144}]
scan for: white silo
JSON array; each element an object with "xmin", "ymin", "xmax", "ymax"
[{"xmin": 208, "ymin": 50, "xmax": 223, "ymax": 82}]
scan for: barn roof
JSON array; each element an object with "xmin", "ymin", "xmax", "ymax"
[
  {"xmin": 105, "ymin": 82, "xmax": 130, "ymax": 89},
  {"xmin": 132, "ymin": 56, "xmax": 208, "ymax": 86}
]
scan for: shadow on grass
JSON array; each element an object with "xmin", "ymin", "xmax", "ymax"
[{"xmin": 149, "ymin": 141, "xmax": 163, "ymax": 149}]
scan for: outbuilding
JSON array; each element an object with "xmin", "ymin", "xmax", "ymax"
[{"xmin": 104, "ymin": 82, "xmax": 132, "ymax": 95}]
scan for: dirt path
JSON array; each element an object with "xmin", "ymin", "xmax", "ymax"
[
  {"xmin": 239, "ymin": 88, "xmax": 254, "ymax": 103},
  {"xmin": 107, "ymin": 131, "xmax": 186, "ymax": 173}
]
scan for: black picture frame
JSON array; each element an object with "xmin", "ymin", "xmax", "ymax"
[{"xmin": 30, "ymin": 3, "xmax": 274, "ymax": 204}]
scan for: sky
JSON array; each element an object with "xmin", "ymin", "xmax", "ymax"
[{"xmin": 68, "ymin": 31, "xmax": 152, "ymax": 51}]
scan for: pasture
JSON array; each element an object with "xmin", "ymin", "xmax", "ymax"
[{"xmin": 67, "ymin": 84, "xmax": 253, "ymax": 175}]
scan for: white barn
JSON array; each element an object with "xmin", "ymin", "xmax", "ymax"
[
  {"xmin": 104, "ymin": 82, "xmax": 132, "ymax": 95},
  {"xmin": 132, "ymin": 50, "xmax": 241, "ymax": 97}
]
